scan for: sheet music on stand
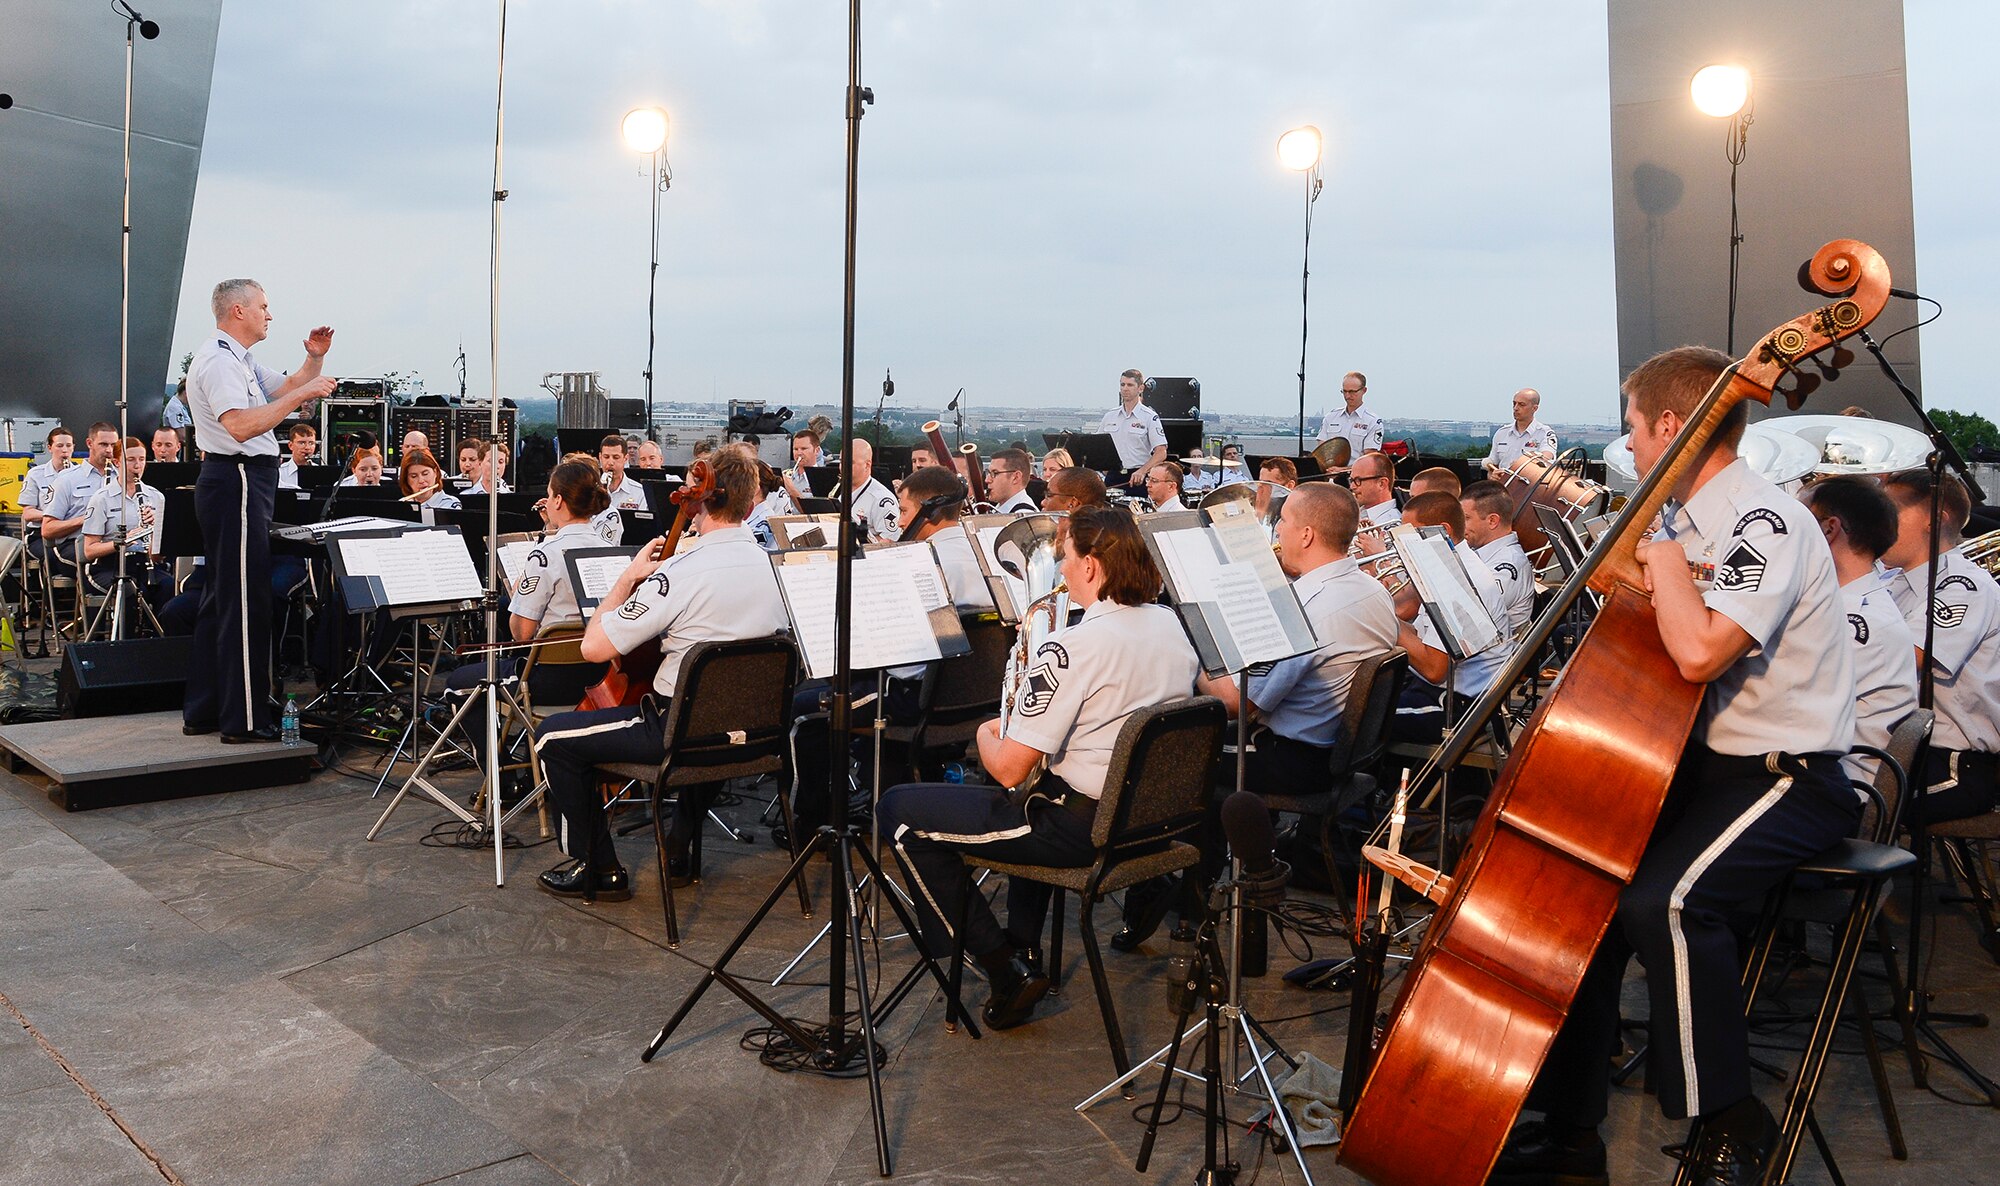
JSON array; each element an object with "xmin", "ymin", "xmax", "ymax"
[
  {"xmin": 1138, "ymin": 498, "xmax": 1318, "ymax": 677},
  {"xmin": 771, "ymin": 547, "xmax": 970, "ymax": 680},
  {"xmin": 563, "ymin": 546, "xmax": 640, "ymax": 617},
  {"xmin": 962, "ymin": 512, "xmax": 1032, "ymax": 622},
  {"xmin": 1389, "ymin": 524, "xmax": 1503, "ymax": 662},
  {"xmin": 326, "ymin": 526, "xmax": 484, "ymax": 613},
  {"xmin": 771, "ymin": 514, "xmax": 845, "ymax": 550},
  {"xmin": 495, "ymin": 538, "xmax": 540, "ymax": 592}
]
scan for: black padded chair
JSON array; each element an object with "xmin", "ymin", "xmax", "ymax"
[
  {"xmin": 592, "ymin": 635, "xmax": 803, "ymax": 948},
  {"xmin": 951, "ymin": 696, "xmax": 1227, "ymax": 1077},
  {"xmin": 1252, "ymin": 648, "xmax": 1409, "ymax": 898}
]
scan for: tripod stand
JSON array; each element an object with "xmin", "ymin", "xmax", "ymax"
[{"xmin": 1130, "ymin": 877, "xmax": 1317, "ymax": 1185}]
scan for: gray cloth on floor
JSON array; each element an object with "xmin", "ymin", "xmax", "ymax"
[{"xmin": 1254, "ymin": 1050, "xmax": 1343, "ymax": 1148}]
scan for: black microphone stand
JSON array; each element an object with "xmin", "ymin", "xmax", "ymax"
[
  {"xmin": 104, "ymin": 3, "xmax": 159, "ymax": 641},
  {"xmin": 1855, "ymin": 327, "xmax": 2000, "ymax": 1105},
  {"xmin": 637, "ymin": 9, "xmax": 967, "ymax": 1175}
]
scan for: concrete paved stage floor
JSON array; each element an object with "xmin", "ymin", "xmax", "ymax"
[{"xmin": 3, "ymin": 742, "xmax": 1996, "ymax": 1185}]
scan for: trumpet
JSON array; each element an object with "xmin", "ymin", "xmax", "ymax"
[
  {"xmin": 1962, "ymin": 528, "xmax": 2000, "ymax": 578},
  {"xmin": 1358, "ymin": 549, "xmax": 1412, "ymax": 597}
]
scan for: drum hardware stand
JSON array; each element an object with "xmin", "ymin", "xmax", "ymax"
[
  {"xmin": 1081, "ymin": 667, "xmax": 1317, "ymax": 1186},
  {"xmin": 1854, "ymin": 327, "xmax": 2000, "ymax": 1106}
]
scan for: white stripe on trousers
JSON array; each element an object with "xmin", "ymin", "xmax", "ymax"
[
  {"xmin": 1667, "ymin": 769, "xmax": 1791, "ymax": 1116},
  {"xmin": 237, "ymin": 473, "xmax": 253, "ymax": 727},
  {"xmin": 888, "ymin": 816, "xmax": 1034, "ymax": 945}
]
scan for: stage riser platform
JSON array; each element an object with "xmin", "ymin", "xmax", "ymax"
[{"xmin": 0, "ymin": 711, "xmax": 315, "ymax": 812}]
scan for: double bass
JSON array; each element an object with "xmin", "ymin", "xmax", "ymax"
[
  {"xmin": 1338, "ymin": 240, "xmax": 1891, "ymax": 1186},
  {"xmin": 575, "ymin": 458, "xmax": 713, "ymax": 710}
]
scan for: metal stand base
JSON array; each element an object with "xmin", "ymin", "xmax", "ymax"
[{"xmin": 367, "ymin": 676, "xmax": 526, "ymax": 885}]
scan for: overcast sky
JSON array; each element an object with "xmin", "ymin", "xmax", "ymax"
[{"xmin": 169, "ymin": 1, "xmax": 1996, "ymax": 428}]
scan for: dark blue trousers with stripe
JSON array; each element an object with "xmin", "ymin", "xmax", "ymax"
[
  {"xmin": 1528, "ymin": 748, "xmax": 1860, "ymax": 1124},
  {"xmin": 187, "ymin": 456, "xmax": 277, "ymax": 734}
]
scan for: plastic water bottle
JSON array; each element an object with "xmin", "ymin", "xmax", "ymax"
[{"xmin": 281, "ymin": 696, "xmax": 300, "ymax": 745}]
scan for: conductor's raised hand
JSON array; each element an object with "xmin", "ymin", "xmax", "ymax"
[{"xmin": 304, "ymin": 326, "xmax": 335, "ymax": 358}]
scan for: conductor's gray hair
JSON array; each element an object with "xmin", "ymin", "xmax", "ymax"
[{"xmin": 211, "ymin": 278, "xmax": 264, "ymax": 321}]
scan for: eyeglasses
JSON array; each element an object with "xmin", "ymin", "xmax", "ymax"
[
  {"xmin": 1355, "ymin": 472, "xmax": 1390, "ymax": 483},
  {"xmin": 986, "ymin": 467, "xmax": 1019, "ymax": 477},
  {"xmin": 1341, "ymin": 388, "xmax": 1364, "ymax": 396}
]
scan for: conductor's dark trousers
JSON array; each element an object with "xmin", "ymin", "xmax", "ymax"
[{"xmin": 187, "ymin": 455, "xmax": 278, "ymax": 734}]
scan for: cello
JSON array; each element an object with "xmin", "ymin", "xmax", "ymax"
[
  {"xmin": 1338, "ymin": 240, "xmax": 1891, "ymax": 1186},
  {"xmin": 575, "ymin": 458, "xmax": 713, "ymax": 710}
]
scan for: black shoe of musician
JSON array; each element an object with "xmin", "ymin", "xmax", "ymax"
[
  {"xmin": 220, "ymin": 724, "xmax": 282, "ymax": 744},
  {"xmin": 1488, "ymin": 1117, "xmax": 1608, "ymax": 1186},
  {"xmin": 979, "ymin": 951, "xmax": 1052, "ymax": 1031},
  {"xmin": 1111, "ymin": 874, "xmax": 1178, "ymax": 952},
  {"xmin": 183, "ymin": 721, "xmax": 218, "ymax": 736},
  {"xmin": 1683, "ymin": 1096, "xmax": 1776, "ymax": 1186},
  {"xmin": 537, "ymin": 859, "xmax": 634, "ymax": 902}
]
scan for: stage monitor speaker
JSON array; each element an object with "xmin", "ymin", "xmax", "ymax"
[
  {"xmin": 1145, "ymin": 377, "xmax": 1201, "ymax": 419},
  {"xmin": 607, "ymin": 398, "xmax": 647, "ymax": 430},
  {"xmin": 1161, "ymin": 418, "xmax": 1202, "ymax": 461},
  {"xmin": 59, "ymin": 636, "xmax": 192, "ymax": 719},
  {"xmin": 390, "ymin": 405, "xmax": 455, "ymax": 468}
]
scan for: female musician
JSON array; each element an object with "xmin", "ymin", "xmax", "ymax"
[
  {"xmin": 1494, "ymin": 346, "xmax": 1858, "ymax": 1186},
  {"xmin": 457, "ymin": 439, "xmax": 484, "ymax": 483},
  {"xmin": 1038, "ymin": 447, "xmax": 1073, "ymax": 485},
  {"xmin": 80, "ymin": 436, "xmax": 172, "ymax": 609},
  {"xmin": 532, "ymin": 445, "xmax": 789, "ymax": 900},
  {"xmin": 337, "ymin": 447, "xmax": 384, "ymax": 487},
  {"xmin": 442, "ymin": 457, "xmax": 612, "ymax": 751},
  {"xmin": 876, "ymin": 507, "xmax": 1198, "ymax": 1030},
  {"xmin": 397, "ymin": 448, "xmax": 461, "ymax": 511},
  {"xmin": 485, "ymin": 440, "xmax": 513, "ymax": 493}
]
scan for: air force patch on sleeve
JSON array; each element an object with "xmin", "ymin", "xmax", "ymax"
[
  {"xmin": 1848, "ymin": 613, "xmax": 1869, "ymax": 644},
  {"xmin": 647, "ymin": 572, "xmax": 672, "ymax": 599},
  {"xmin": 527, "ymin": 548, "xmax": 549, "ymax": 568},
  {"xmin": 617, "ymin": 598, "xmax": 649, "ymax": 621},
  {"xmin": 1496, "ymin": 561, "xmax": 1521, "ymax": 582},
  {"xmin": 1714, "ymin": 539, "xmax": 1768, "ymax": 592},
  {"xmin": 516, "ymin": 575, "xmax": 540, "ymax": 597},
  {"xmin": 1017, "ymin": 642, "xmax": 1070, "ymax": 717},
  {"xmin": 1933, "ymin": 599, "xmax": 1971, "ymax": 629},
  {"xmin": 1733, "ymin": 508, "xmax": 1788, "ymax": 537}
]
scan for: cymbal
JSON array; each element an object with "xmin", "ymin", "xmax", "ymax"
[
  {"xmin": 1603, "ymin": 422, "xmax": 1819, "ymax": 487},
  {"xmin": 1759, "ymin": 414, "xmax": 1932, "ymax": 476}
]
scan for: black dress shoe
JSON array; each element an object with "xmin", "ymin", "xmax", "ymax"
[
  {"xmin": 1111, "ymin": 874, "xmax": 1178, "ymax": 952},
  {"xmin": 182, "ymin": 721, "xmax": 218, "ymax": 736},
  {"xmin": 1488, "ymin": 1117, "xmax": 1608, "ymax": 1186},
  {"xmin": 980, "ymin": 953, "xmax": 1052, "ymax": 1031},
  {"xmin": 1682, "ymin": 1096, "xmax": 1776, "ymax": 1186},
  {"xmin": 219, "ymin": 724, "xmax": 282, "ymax": 744},
  {"xmin": 537, "ymin": 860, "xmax": 634, "ymax": 902}
]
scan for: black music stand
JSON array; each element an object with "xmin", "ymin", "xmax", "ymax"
[{"xmin": 1043, "ymin": 430, "xmax": 1121, "ymax": 474}]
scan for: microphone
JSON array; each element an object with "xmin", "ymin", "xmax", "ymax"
[
  {"xmin": 882, "ymin": 369, "xmax": 894, "ymax": 400},
  {"xmin": 1221, "ymin": 790, "xmax": 1291, "ymax": 909},
  {"xmin": 115, "ymin": 3, "xmax": 160, "ymax": 39},
  {"xmin": 946, "ymin": 387, "xmax": 963, "ymax": 412},
  {"xmin": 0, "ymin": 95, "xmax": 14, "ymax": 110}
]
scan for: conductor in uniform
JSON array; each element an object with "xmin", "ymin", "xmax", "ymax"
[
  {"xmin": 1494, "ymin": 346, "xmax": 1860, "ymax": 1186},
  {"xmin": 183, "ymin": 279, "xmax": 335, "ymax": 742}
]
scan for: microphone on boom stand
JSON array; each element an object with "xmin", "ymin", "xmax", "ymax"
[{"xmin": 1222, "ymin": 789, "xmax": 1291, "ymax": 977}]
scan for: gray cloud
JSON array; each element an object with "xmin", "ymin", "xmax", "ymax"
[{"xmin": 171, "ymin": 1, "xmax": 1993, "ymax": 426}]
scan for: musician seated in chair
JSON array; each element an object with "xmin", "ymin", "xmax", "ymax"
[
  {"xmin": 1461, "ymin": 479, "xmax": 1536, "ymax": 637},
  {"xmin": 1494, "ymin": 346, "xmax": 1861, "ymax": 1186},
  {"xmin": 533, "ymin": 445, "xmax": 788, "ymax": 901},
  {"xmin": 1113, "ymin": 483, "xmax": 1400, "ymax": 951},
  {"xmin": 442, "ymin": 455, "xmax": 612, "ymax": 763},
  {"xmin": 785, "ymin": 464, "xmax": 994, "ymax": 843},
  {"xmin": 1879, "ymin": 468, "xmax": 1999, "ymax": 823},
  {"xmin": 398, "ymin": 448, "xmax": 461, "ymax": 511},
  {"xmin": 1379, "ymin": 491, "xmax": 1512, "ymax": 744},
  {"xmin": 876, "ymin": 507, "xmax": 1198, "ymax": 1030},
  {"xmin": 1038, "ymin": 465, "xmax": 1108, "ymax": 515},
  {"xmin": 79, "ymin": 437, "xmax": 172, "ymax": 611}
]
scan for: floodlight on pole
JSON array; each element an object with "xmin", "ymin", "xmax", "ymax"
[
  {"xmin": 1691, "ymin": 65, "xmax": 1753, "ymax": 353},
  {"xmin": 621, "ymin": 106, "xmax": 672, "ymax": 439},
  {"xmin": 1277, "ymin": 125, "xmax": 1325, "ymax": 453}
]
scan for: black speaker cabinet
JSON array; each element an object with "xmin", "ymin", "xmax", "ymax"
[{"xmin": 58, "ymin": 637, "xmax": 192, "ymax": 719}]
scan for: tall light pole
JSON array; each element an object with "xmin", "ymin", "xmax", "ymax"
[
  {"xmin": 621, "ymin": 105, "xmax": 670, "ymax": 440},
  {"xmin": 1690, "ymin": 65, "xmax": 1751, "ymax": 355},
  {"xmin": 1278, "ymin": 125, "xmax": 1323, "ymax": 455}
]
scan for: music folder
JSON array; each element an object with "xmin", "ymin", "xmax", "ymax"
[
  {"xmin": 562, "ymin": 546, "xmax": 641, "ymax": 618},
  {"xmin": 770, "ymin": 545, "xmax": 970, "ymax": 680},
  {"xmin": 326, "ymin": 525, "xmax": 483, "ymax": 615},
  {"xmin": 1138, "ymin": 499, "xmax": 1318, "ymax": 678}
]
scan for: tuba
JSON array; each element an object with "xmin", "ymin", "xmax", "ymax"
[
  {"xmin": 993, "ymin": 514, "xmax": 1069, "ymax": 799},
  {"xmin": 1962, "ymin": 528, "xmax": 2000, "ymax": 578}
]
